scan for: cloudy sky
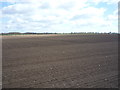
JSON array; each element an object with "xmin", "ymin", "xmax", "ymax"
[{"xmin": 0, "ymin": 0, "xmax": 118, "ymax": 33}]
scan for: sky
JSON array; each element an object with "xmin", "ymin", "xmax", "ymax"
[{"xmin": 0, "ymin": 0, "xmax": 119, "ymax": 33}]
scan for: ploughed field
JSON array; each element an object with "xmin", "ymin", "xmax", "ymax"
[{"xmin": 2, "ymin": 34, "xmax": 118, "ymax": 88}]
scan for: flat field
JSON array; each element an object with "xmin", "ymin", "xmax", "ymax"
[{"xmin": 2, "ymin": 34, "xmax": 118, "ymax": 88}]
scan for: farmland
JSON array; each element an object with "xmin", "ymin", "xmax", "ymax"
[{"xmin": 2, "ymin": 34, "xmax": 118, "ymax": 88}]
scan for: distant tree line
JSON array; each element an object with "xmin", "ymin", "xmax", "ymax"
[
  {"xmin": 0, "ymin": 32, "xmax": 58, "ymax": 35},
  {"xmin": 0, "ymin": 32, "xmax": 118, "ymax": 35}
]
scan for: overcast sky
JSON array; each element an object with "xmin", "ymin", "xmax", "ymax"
[{"xmin": 0, "ymin": 0, "xmax": 118, "ymax": 33}]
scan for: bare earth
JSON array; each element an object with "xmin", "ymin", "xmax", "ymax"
[{"xmin": 2, "ymin": 34, "xmax": 118, "ymax": 88}]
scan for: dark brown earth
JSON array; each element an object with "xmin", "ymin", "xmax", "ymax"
[{"xmin": 2, "ymin": 34, "xmax": 118, "ymax": 88}]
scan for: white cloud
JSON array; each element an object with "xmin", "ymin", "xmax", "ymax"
[
  {"xmin": 89, "ymin": 0, "xmax": 119, "ymax": 5},
  {"xmin": 1, "ymin": 0, "xmax": 118, "ymax": 33}
]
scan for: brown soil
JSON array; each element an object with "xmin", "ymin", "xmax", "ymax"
[{"xmin": 2, "ymin": 34, "xmax": 118, "ymax": 88}]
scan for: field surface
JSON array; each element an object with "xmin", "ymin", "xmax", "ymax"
[{"xmin": 2, "ymin": 34, "xmax": 118, "ymax": 88}]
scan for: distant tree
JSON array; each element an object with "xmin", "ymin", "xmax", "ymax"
[
  {"xmin": 8, "ymin": 32, "xmax": 21, "ymax": 34},
  {"xmin": 24, "ymin": 32, "xmax": 36, "ymax": 34}
]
